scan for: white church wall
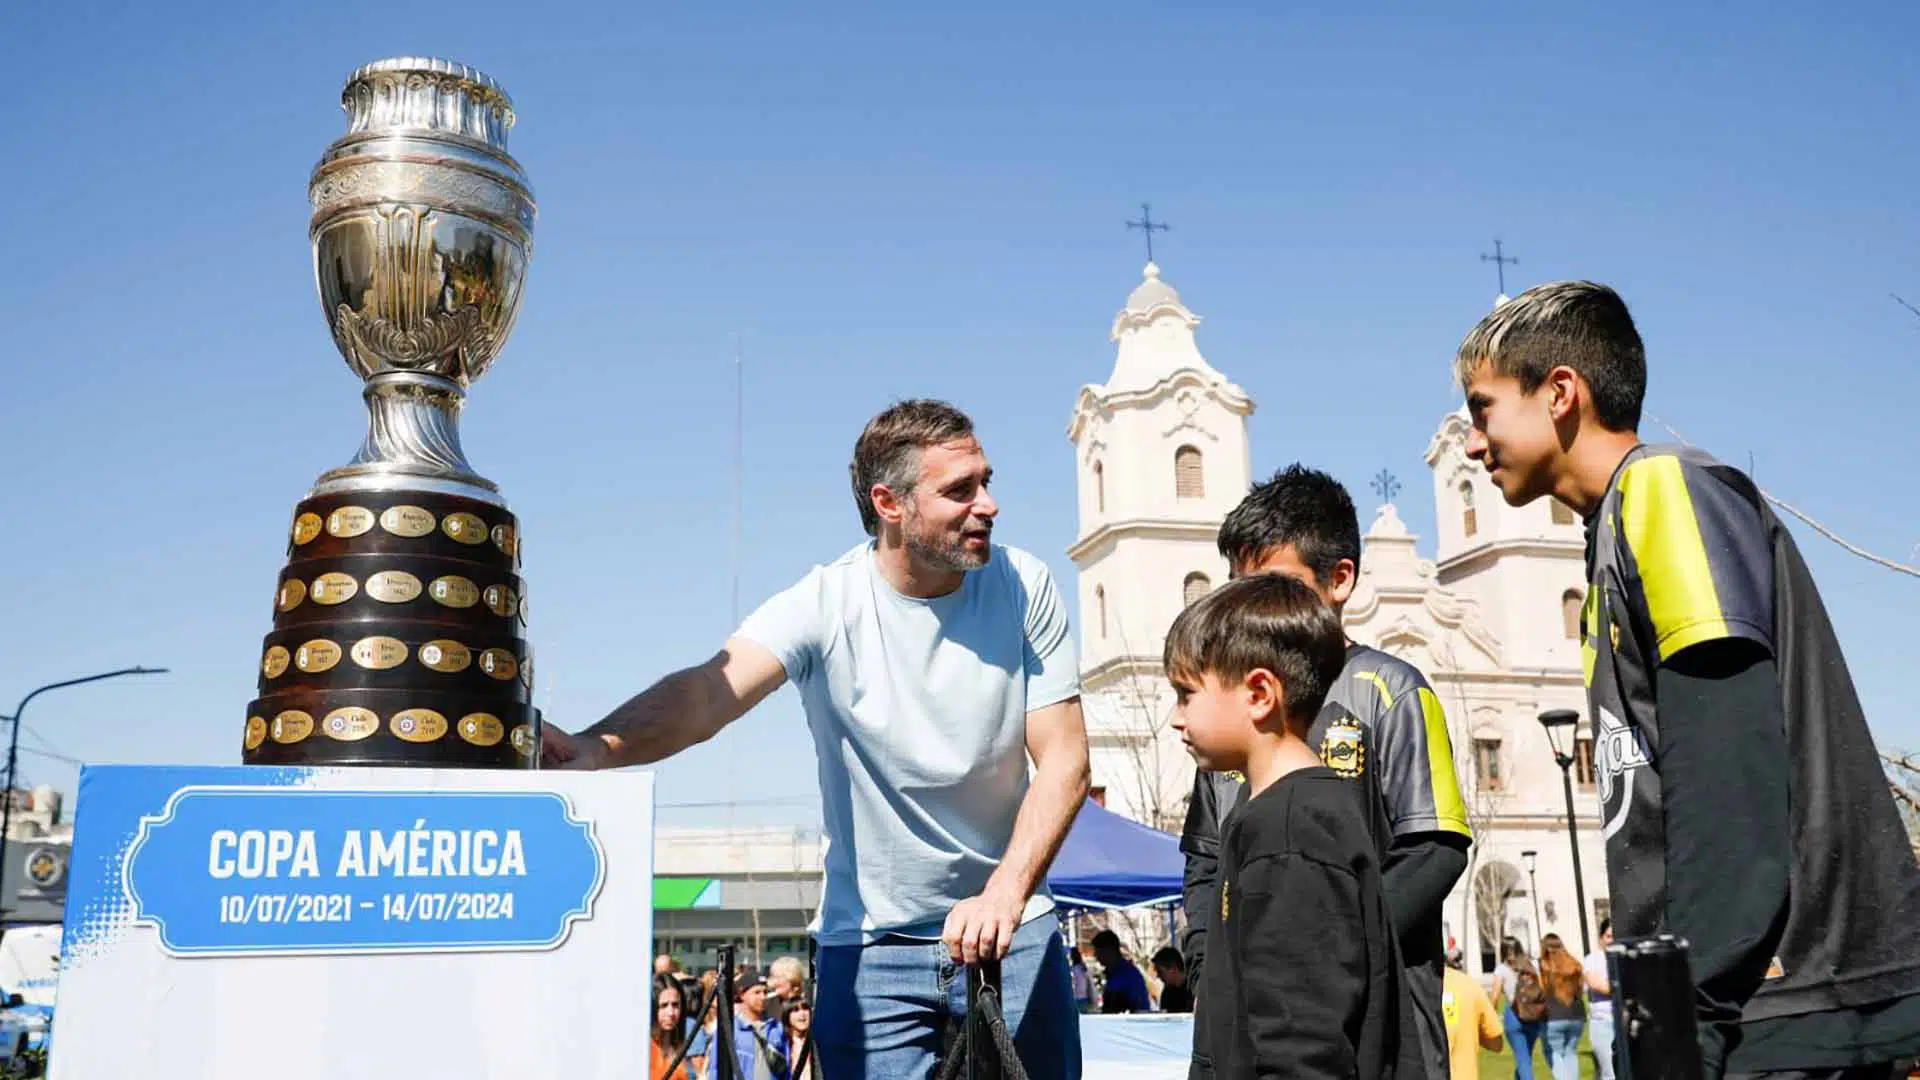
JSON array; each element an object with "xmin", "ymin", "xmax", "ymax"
[{"xmin": 1066, "ymin": 264, "xmax": 1614, "ymax": 981}]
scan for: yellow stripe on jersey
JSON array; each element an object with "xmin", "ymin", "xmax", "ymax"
[
  {"xmin": 1356, "ymin": 670, "xmax": 1394, "ymax": 708},
  {"xmin": 1417, "ymin": 687, "xmax": 1472, "ymax": 838},
  {"xmin": 1581, "ymin": 588, "xmax": 1599, "ymax": 686},
  {"xmin": 1618, "ymin": 455, "xmax": 1731, "ymax": 661}
]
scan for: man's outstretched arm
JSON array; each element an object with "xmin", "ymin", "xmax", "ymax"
[
  {"xmin": 944, "ymin": 696, "xmax": 1091, "ymax": 963},
  {"xmin": 544, "ymin": 637, "xmax": 788, "ymax": 769}
]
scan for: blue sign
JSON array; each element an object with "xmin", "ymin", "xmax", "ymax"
[{"xmin": 120, "ymin": 787, "xmax": 604, "ymax": 957}]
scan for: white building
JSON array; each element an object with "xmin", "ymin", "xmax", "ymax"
[
  {"xmin": 650, "ymin": 824, "xmax": 824, "ymax": 973},
  {"xmin": 1068, "ymin": 266, "xmax": 1607, "ymax": 971},
  {"xmin": 1067, "ymin": 262, "xmax": 1253, "ymax": 833}
]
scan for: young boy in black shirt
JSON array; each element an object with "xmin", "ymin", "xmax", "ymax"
[{"xmin": 1165, "ymin": 573, "xmax": 1420, "ymax": 1080}]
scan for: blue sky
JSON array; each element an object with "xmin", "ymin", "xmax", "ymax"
[{"xmin": 4, "ymin": 3, "xmax": 1916, "ymax": 829}]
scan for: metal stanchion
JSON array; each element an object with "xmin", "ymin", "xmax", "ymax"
[
  {"xmin": 715, "ymin": 944, "xmax": 741, "ymax": 1080},
  {"xmin": 1608, "ymin": 934, "xmax": 1702, "ymax": 1080},
  {"xmin": 790, "ymin": 939, "xmax": 820, "ymax": 1079}
]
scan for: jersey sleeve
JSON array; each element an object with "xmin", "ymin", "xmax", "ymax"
[
  {"xmin": 1018, "ymin": 554, "xmax": 1082, "ymax": 710},
  {"xmin": 1615, "ymin": 454, "xmax": 1773, "ymax": 664},
  {"xmin": 1362, "ymin": 669, "xmax": 1471, "ymax": 840},
  {"xmin": 734, "ymin": 567, "xmax": 827, "ymax": 683}
]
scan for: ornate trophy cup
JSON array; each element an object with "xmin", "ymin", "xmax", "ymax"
[{"xmin": 244, "ymin": 58, "xmax": 539, "ymax": 769}]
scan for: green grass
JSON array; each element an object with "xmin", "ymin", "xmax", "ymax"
[{"xmin": 1475, "ymin": 1032, "xmax": 1599, "ymax": 1080}]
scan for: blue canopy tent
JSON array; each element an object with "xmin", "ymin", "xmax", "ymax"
[{"xmin": 1046, "ymin": 796, "xmax": 1185, "ymax": 911}]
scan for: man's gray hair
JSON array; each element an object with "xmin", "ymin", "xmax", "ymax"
[
  {"xmin": 1453, "ymin": 280, "xmax": 1647, "ymax": 432},
  {"xmin": 849, "ymin": 400, "xmax": 975, "ymax": 536}
]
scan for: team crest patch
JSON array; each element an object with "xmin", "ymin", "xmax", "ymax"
[{"xmin": 1321, "ymin": 717, "xmax": 1366, "ymax": 779}]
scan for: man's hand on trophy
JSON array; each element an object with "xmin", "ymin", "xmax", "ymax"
[{"xmin": 541, "ymin": 728, "xmax": 614, "ymax": 770}]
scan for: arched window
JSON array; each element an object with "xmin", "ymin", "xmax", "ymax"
[
  {"xmin": 1175, "ymin": 446, "xmax": 1204, "ymax": 499},
  {"xmin": 1095, "ymin": 586, "xmax": 1107, "ymax": 639},
  {"xmin": 1183, "ymin": 572, "xmax": 1211, "ymax": 606},
  {"xmin": 1093, "ymin": 462, "xmax": 1105, "ymax": 513},
  {"xmin": 1563, "ymin": 589, "xmax": 1584, "ymax": 640},
  {"xmin": 1551, "ymin": 499, "xmax": 1575, "ymax": 526},
  {"xmin": 1460, "ymin": 480, "xmax": 1477, "ymax": 537}
]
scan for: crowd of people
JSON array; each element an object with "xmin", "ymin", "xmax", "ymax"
[
  {"xmin": 585, "ymin": 278, "xmax": 1920, "ymax": 1079},
  {"xmin": 1064, "ymin": 932, "xmax": 1194, "ymax": 1015},
  {"xmin": 1441, "ymin": 925, "xmax": 1619, "ymax": 1080},
  {"xmin": 648, "ymin": 954, "xmax": 815, "ymax": 1080}
]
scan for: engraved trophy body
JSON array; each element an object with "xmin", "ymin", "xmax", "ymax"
[{"xmin": 244, "ymin": 58, "xmax": 539, "ymax": 769}]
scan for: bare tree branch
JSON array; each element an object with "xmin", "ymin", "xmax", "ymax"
[
  {"xmin": 1648, "ymin": 416, "xmax": 1920, "ymax": 580},
  {"xmin": 1080, "ymin": 598, "xmax": 1192, "ymax": 969},
  {"xmin": 1890, "ymin": 783, "xmax": 1920, "ymax": 815},
  {"xmin": 1893, "ymin": 293, "xmax": 1920, "ymax": 323}
]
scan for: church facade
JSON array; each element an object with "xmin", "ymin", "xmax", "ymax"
[{"xmin": 1067, "ymin": 263, "xmax": 1609, "ymax": 970}]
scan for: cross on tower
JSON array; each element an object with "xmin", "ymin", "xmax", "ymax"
[
  {"xmin": 1370, "ymin": 469, "xmax": 1401, "ymax": 505},
  {"xmin": 1481, "ymin": 238, "xmax": 1519, "ymax": 296},
  {"xmin": 1126, "ymin": 203, "xmax": 1170, "ymax": 263}
]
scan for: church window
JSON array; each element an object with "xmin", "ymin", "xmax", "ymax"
[
  {"xmin": 1551, "ymin": 499, "xmax": 1576, "ymax": 526},
  {"xmin": 1183, "ymin": 572, "xmax": 1211, "ymax": 606},
  {"xmin": 1574, "ymin": 737, "xmax": 1597, "ymax": 789},
  {"xmin": 1095, "ymin": 586, "xmax": 1107, "ymax": 639},
  {"xmin": 1175, "ymin": 446, "xmax": 1204, "ymax": 499},
  {"xmin": 1460, "ymin": 481, "xmax": 1478, "ymax": 537},
  {"xmin": 1473, "ymin": 738, "xmax": 1503, "ymax": 792},
  {"xmin": 1093, "ymin": 462, "xmax": 1105, "ymax": 513},
  {"xmin": 1563, "ymin": 589, "xmax": 1584, "ymax": 640}
]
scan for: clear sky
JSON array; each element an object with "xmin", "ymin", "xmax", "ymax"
[{"xmin": 4, "ymin": 3, "xmax": 1916, "ymax": 830}]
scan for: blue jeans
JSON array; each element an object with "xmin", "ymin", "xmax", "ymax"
[
  {"xmin": 1504, "ymin": 1007, "xmax": 1544, "ymax": 1080},
  {"xmin": 1589, "ymin": 1011, "xmax": 1616, "ymax": 1080},
  {"xmin": 814, "ymin": 914, "xmax": 1082, "ymax": 1080},
  {"xmin": 1543, "ymin": 1018, "xmax": 1585, "ymax": 1080}
]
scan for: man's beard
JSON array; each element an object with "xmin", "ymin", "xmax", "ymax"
[{"xmin": 904, "ymin": 510, "xmax": 991, "ymax": 573}]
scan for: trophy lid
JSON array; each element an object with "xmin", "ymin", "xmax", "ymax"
[{"xmin": 339, "ymin": 57, "xmax": 517, "ymax": 154}]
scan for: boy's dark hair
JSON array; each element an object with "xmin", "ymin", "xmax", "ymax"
[
  {"xmin": 1216, "ymin": 464, "xmax": 1360, "ymax": 583},
  {"xmin": 849, "ymin": 399, "xmax": 974, "ymax": 536},
  {"xmin": 1454, "ymin": 280, "xmax": 1646, "ymax": 432},
  {"xmin": 1163, "ymin": 574, "xmax": 1347, "ymax": 724},
  {"xmin": 1151, "ymin": 946, "xmax": 1184, "ymax": 971},
  {"xmin": 1091, "ymin": 930, "xmax": 1121, "ymax": 950}
]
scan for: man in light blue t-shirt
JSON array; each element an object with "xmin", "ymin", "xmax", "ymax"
[{"xmin": 545, "ymin": 399, "xmax": 1091, "ymax": 1079}]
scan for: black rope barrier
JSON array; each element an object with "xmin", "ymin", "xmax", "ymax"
[{"xmin": 932, "ymin": 957, "xmax": 1028, "ymax": 1080}]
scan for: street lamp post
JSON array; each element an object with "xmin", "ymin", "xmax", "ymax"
[
  {"xmin": 1521, "ymin": 849, "xmax": 1542, "ymax": 951},
  {"xmin": 1539, "ymin": 708, "xmax": 1591, "ymax": 954},
  {"xmin": 2, "ymin": 667, "xmax": 167, "ymax": 918}
]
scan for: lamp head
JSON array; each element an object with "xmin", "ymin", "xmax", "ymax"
[{"xmin": 1539, "ymin": 708, "xmax": 1580, "ymax": 760}]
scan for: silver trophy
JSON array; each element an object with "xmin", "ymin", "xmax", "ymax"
[
  {"xmin": 243, "ymin": 58, "xmax": 540, "ymax": 771},
  {"xmin": 306, "ymin": 57, "xmax": 536, "ymax": 505}
]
